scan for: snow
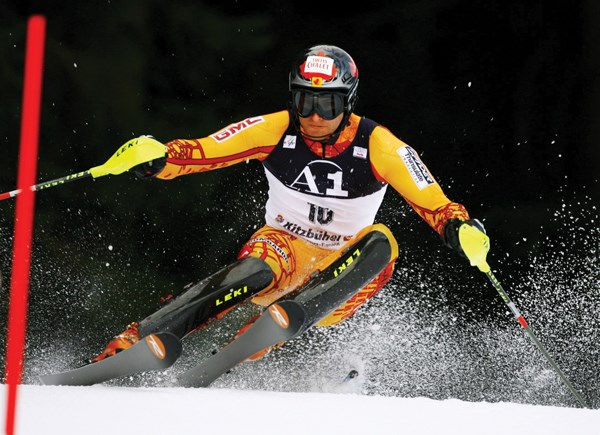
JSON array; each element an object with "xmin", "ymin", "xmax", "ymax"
[
  {"xmin": 2, "ymin": 191, "xmax": 598, "ymax": 434},
  {"xmin": 2, "ymin": 384, "xmax": 599, "ymax": 434}
]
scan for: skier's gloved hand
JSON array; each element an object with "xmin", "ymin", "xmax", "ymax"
[
  {"xmin": 443, "ymin": 218, "xmax": 486, "ymax": 257},
  {"xmin": 129, "ymin": 136, "xmax": 167, "ymax": 179},
  {"xmin": 131, "ymin": 156, "xmax": 166, "ymax": 179}
]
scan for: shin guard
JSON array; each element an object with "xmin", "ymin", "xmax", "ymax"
[
  {"xmin": 138, "ymin": 257, "xmax": 273, "ymax": 339},
  {"xmin": 285, "ymin": 224, "xmax": 397, "ymax": 328}
]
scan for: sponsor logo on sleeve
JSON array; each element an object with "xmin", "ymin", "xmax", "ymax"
[
  {"xmin": 396, "ymin": 146, "xmax": 435, "ymax": 190},
  {"xmin": 211, "ymin": 116, "xmax": 265, "ymax": 143}
]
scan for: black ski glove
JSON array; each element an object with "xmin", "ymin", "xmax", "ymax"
[
  {"xmin": 131, "ymin": 155, "xmax": 167, "ymax": 179},
  {"xmin": 443, "ymin": 218, "xmax": 486, "ymax": 256}
]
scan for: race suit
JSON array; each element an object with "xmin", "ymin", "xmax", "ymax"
[{"xmin": 157, "ymin": 110, "xmax": 469, "ymax": 325}]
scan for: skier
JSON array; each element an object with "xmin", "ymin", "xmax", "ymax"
[{"xmin": 90, "ymin": 44, "xmax": 487, "ymax": 365}]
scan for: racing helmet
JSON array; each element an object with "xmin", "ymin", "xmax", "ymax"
[{"xmin": 289, "ymin": 45, "xmax": 359, "ymax": 122}]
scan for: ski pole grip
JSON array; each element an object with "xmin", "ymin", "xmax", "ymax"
[{"xmin": 89, "ymin": 136, "xmax": 167, "ymax": 178}]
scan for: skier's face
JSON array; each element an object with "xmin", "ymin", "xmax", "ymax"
[{"xmin": 298, "ymin": 111, "xmax": 344, "ymax": 139}]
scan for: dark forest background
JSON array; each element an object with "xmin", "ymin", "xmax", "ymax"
[{"xmin": 0, "ymin": 1, "xmax": 598, "ymax": 403}]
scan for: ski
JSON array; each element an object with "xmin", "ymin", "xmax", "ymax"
[
  {"xmin": 40, "ymin": 332, "xmax": 182, "ymax": 386},
  {"xmin": 177, "ymin": 300, "xmax": 308, "ymax": 387},
  {"xmin": 40, "ymin": 228, "xmax": 393, "ymax": 388},
  {"xmin": 178, "ymin": 228, "xmax": 393, "ymax": 388}
]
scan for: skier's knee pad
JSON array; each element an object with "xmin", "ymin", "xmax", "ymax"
[
  {"xmin": 138, "ymin": 257, "xmax": 274, "ymax": 338},
  {"xmin": 349, "ymin": 223, "xmax": 398, "ymax": 259},
  {"xmin": 312, "ymin": 224, "xmax": 398, "ymax": 326},
  {"xmin": 285, "ymin": 224, "xmax": 398, "ymax": 328}
]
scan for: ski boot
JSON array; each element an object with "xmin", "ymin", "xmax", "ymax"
[{"xmin": 89, "ymin": 322, "xmax": 140, "ymax": 364}]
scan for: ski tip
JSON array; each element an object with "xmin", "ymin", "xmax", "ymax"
[
  {"xmin": 145, "ymin": 332, "xmax": 183, "ymax": 367},
  {"xmin": 38, "ymin": 332, "xmax": 183, "ymax": 386}
]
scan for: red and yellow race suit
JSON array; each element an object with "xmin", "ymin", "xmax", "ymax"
[{"xmin": 158, "ymin": 110, "xmax": 468, "ymax": 325}]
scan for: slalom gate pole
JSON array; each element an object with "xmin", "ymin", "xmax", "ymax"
[
  {"xmin": 458, "ymin": 224, "xmax": 588, "ymax": 408},
  {"xmin": 4, "ymin": 15, "xmax": 46, "ymax": 435}
]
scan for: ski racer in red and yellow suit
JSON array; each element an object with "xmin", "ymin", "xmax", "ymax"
[
  {"xmin": 90, "ymin": 44, "xmax": 478, "ymax": 365},
  {"xmin": 157, "ymin": 110, "xmax": 469, "ymax": 327}
]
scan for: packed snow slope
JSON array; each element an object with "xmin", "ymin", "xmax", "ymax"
[
  {"xmin": 1, "ymin": 191, "xmax": 599, "ymax": 435},
  {"xmin": 2, "ymin": 384, "xmax": 600, "ymax": 435}
]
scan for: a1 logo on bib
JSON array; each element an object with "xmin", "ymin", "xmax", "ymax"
[{"xmin": 289, "ymin": 160, "xmax": 349, "ymax": 197}]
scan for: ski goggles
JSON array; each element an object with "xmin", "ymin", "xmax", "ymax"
[{"xmin": 291, "ymin": 90, "xmax": 346, "ymax": 120}]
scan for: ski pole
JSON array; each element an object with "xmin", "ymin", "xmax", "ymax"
[
  {"xmin": 458, "ymin": 223, "xmax": 589, "ymax": 409},
  {"xmin": 0, "ymin": 136, "xmax": 166, "ymax": 201}
]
